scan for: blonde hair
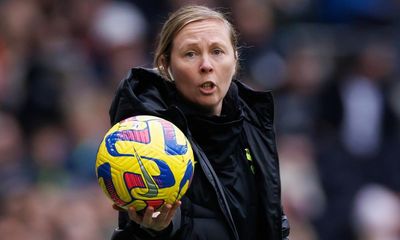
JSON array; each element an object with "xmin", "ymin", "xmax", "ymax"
[{"xmin": 153, "ymin": 5, "xmax": 239, "ymax": 80}]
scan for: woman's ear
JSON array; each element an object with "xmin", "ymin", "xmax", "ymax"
[
  {"xmin": 234, "ymin": 50, "xmax": 240, "ymax": 77},
  {"xmin": 159, "ymin": 55, "xmax": 169, "ymax": 78},
  {"xmin": 167, "ymin": 66, "xmax": 175, "ymax": 81}
]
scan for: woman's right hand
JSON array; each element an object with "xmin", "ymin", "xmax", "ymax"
[{"xmin": 112, "ymin": 201, "xmax": 181, "ymax": 232}]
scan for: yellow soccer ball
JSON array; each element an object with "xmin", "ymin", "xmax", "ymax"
[{"xmin": 96, "ymin": 115, "xmax": 194, "ymax": 212}]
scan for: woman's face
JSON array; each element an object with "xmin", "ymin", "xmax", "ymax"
[{"xmin": 168, "ymin": 19, "xmax": 237, "ymax": 116}]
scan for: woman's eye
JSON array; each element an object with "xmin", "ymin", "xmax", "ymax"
[
  {"xmin": 185, "ymin": 52, "xmax": 196, "ymax": 58},
  {"xmin": 213, "ymin": 49, "xmax": 223, "ymax": 55}
]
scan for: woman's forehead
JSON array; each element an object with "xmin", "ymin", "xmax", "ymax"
[{"xmin": 173, "ymin": 19, "xmax": 231, "ymax": 46}]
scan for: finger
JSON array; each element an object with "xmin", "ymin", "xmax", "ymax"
[
  {"xmin": 142, "ymin": 206, "xmax": 155, "ymax": 227},
  {"xmin": 112, "ymin": 204, "xmax": 125, "ymax": 212},
  {"xmin": 127, "ymin": 206, "xmax": 143, "ymax": 224},
  {"xmin": 166, "ymin": 201, "xmax": 181, "ymax": 222},
  {"xmin": 157, "ymin": 204, "xmax": 172, "ymax": 223}
]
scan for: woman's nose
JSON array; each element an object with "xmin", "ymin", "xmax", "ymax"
[{"xmin": 199, "ymin": 56, "xmax": 213, "ymax": 73}]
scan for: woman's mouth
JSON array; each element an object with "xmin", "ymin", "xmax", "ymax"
[
  {"xmin": 199, "ymin": 82, "xmax": 216, "ymax": 94},
  {"xmin": 202, "ymin": 82, "xmax": 215, "ymax": 89}
]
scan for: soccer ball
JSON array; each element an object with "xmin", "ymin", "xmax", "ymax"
[{"xmin": 96, "ymin": 115, "xmax": 194, "ymax": 212}]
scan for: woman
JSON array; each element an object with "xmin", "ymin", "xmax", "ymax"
[{"xmin": 109, "ymin": 5, "xmax": 289, "ymax": 240}]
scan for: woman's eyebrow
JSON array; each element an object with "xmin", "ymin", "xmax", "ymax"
[{"xmin": 176, "ymin": 40, "xmax": 228, "ymax": 51}]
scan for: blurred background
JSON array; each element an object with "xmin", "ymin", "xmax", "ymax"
[{"xmin": 0, "ymin": 0, "xmax": 399, "ymax": 239}]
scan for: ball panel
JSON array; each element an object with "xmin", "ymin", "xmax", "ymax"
[
  {"xmin": 124, "ymin": 172, "xmax": 146, "ymax": 189},
  {"xmin": 97, "ymin": 162, "xmax": 130, "ymax": 206}
]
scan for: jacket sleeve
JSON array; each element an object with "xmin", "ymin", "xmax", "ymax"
[{"xmin": 111, "ymin": 208, "xmax": 182, "ymax": 240}]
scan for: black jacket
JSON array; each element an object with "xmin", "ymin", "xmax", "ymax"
[{"xmin": 109, "ymin": 68, "xmax": 290, "ymax": 240}]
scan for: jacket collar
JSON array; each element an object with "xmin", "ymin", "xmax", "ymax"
[{"xmin": 110, "ymin": 67, "xmax": 274, "ymax": 129}]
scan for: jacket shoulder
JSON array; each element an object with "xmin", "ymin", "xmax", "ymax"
[
  {"xmin": 109, "ymin": 68, "xmax": 175, "ymax": 125},
  {"xmin": 235, "ymin": 80, "xmax": 275, "ymax": 129}
]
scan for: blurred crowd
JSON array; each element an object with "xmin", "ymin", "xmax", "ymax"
[{"xmin": 0, "ymin": 0, "xmax": 399, "ymax": 239}]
